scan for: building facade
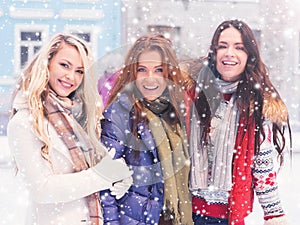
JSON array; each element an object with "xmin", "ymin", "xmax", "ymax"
[
  {"xmin": 121, "ymin": 0, "xmax": 300, "ymax": 130},
  {"xmin": 0, "ymin": 0, "xmax": 122, "ymax": 135},
  {"xmin": 1, "ymin": 0, "xmax": 300, "ymax": 135}
]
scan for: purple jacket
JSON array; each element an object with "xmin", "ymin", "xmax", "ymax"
[
  {"xmin": 98, "ymin": 71, "xmax": 119, "ymax": 108},
  {"xmin": 100, "ymin": 93, "xmax": 164, "ymax": 225}
]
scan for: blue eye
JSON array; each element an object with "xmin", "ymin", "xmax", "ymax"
[
  {"xmin": 216, "ymin": 45, "xmax": 227, "ymax": 50},
  {"xmin": 137, "ymin": 67, "xmax": 147, "ymax": 72},
  {"xmin": 60, "ymin": 63, "xmax": 69, "ymax": 68},
  {"xmin": 155, "ymin": 68, "xmax": 163, "ymax": 73},
  {"xmin": 236, "ymin": 46, "xmax": 245, "ymax": 51},
  {"xmin": 76, "ymin": 70, "xmax": 84, "ymax": 75}
]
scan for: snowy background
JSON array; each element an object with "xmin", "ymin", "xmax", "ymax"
[
  {"xmin": 1, "ymin": 135, "xmax": 300, "ymax": 225},
  {"xmin": 1, "ymin": 0, "xmax": 300, "ymax": 224}
]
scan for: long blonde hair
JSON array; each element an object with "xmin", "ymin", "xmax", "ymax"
[{"xmin": 11, "ymin": 33, "xmax": 104, "ymax": 160}]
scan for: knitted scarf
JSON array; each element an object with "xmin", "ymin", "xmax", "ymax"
[
  {"xmin": 44, "ymin": 91, "xmax": 102, "ymax": 225},
  {"xmin": 189, "ymin": 79, "xmax": 239, "ymax": 202},
  {"xmin": 189, "ymin": 78, "xmax": 255, "ymax": 224},
  {"xmin": 145, "ymin": 100, "xmax": 193, "ymax": 225},
  {"xmin": 229, "ymin": 115, "xmax": 255, "ymax": 224}
]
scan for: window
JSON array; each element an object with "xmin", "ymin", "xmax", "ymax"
[
  {"xmin": 12, "ymin": 0, "xmax": 50, "ymax": 2},
  {"xmin": 72, "ymin": 32, "xmax": 91, "ymax": 42},
  {"xmin": 20, "ymin": 31, "xmax": 42, "ymax": 67},
  {"xmin": 64, "ymin": 25, "xmax": 98, "ymax": 59},
  {"xmin": 15, "ymin": 24, "xmax": 49, "ymax": 75}
]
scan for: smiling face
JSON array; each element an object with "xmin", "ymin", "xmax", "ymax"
[
  {"xmin": 135, "ymin": 50, "xmax": 167, "ymax": 101},
  {"xmin": 48, "ymin": 43, "xmax": 84, "ymax": 97},
  {"xmin": 216, "ymin": 26, "xmax": 248, "ymax": 82}
]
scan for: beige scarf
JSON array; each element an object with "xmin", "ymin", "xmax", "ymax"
[
  {"xmin": 44, "ymin": 91, "xmax": 102, "ymax": 225},
  {"xmin": 146, "ymin": 109, "xmax": 193, "ymax": 225}
]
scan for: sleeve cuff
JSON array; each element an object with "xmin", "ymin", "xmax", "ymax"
[{"xmin": 264, "ymin": 215, "xmax": 289, "ymax": 225}]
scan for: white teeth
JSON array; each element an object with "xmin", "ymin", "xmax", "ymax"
[
  {"xmin": 60, "ymin": 80, "xmax": 72, "ymax": 88},
  {"xmin": 223, "ymin": 61, "xmax": 237, "ymax": 65},
  {"xmin": 144, "ymin": 85, "xmax": 158, "ymax": 90}
]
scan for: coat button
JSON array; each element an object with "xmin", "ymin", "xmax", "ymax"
[{"xmin": 158, "ymin": 188, "xmax": 163, "ymax": 194}]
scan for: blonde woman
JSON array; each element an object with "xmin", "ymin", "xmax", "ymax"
[{"xmin": 7, "ymin": 33, "xmax": 132, "ymax": 225}]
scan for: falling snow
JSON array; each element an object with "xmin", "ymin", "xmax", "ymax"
[{"xmin": 1, "ymin": 0, "xmax": 300, "ymax": 224}]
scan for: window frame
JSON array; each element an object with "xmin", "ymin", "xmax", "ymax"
[
  {"xmin": 14, "ymin": 24, "xmax": 49, "ymax": 76},
  {"xmin": 64, "ymin": 24, "xmax": 98, "ymax": 60}
]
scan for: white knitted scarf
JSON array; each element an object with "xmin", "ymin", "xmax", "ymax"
[{"xmin": 189, "ymin": 78, "xmax": 240, "ymax": 204}]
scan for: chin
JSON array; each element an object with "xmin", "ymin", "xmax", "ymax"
[
  {"xmin": 144, "ymin": 96, "xmax": 158, "ymax": 101},
  {"xmin": 221, "ymin": 75, "xmax": 241, "ymax": 82}
]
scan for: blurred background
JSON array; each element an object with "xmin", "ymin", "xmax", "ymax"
[{"xmin": 0, "ymin": 0, "xmax": 299, "ymax": 224}]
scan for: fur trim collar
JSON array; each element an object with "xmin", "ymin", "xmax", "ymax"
[{"xmin": 262, "ymin": 92, "xmax": 288, "ymax": 125}]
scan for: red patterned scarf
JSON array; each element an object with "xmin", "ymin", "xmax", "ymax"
[
  {"xmin": 229, "ymin": 115, "xmax": 255, "ymax": 224},
  {"xmin": 44, "ymin": 92, "xmax": 102, "ymax": 225}
]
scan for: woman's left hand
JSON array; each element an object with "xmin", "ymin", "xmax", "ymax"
[{"xmin": 110, "ymin": 176, "xmax": 133, "ymax": 199}]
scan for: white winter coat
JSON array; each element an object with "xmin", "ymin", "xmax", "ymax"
[{"xmin": 7, "ymin": 93, "xmax": 109, "ymax": 225}]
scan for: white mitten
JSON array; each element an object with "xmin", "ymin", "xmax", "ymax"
[
  {"xmin": 91, "ymin": 155, "xmax": 133, "ymax": 183},
  {"xmin": 264, "ymin": 215, "xmax": 289, "ymax": 225},
  {"xmin": 110, "ymin": 176, "xmax": 133, "ymax": 199},
  {"xmin": 107, "ymin": 148, "xmax": 117, "ymax": 159}
]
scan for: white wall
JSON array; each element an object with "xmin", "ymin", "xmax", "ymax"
[{"xmin": 122, "ymin": 0, "xmax": 300, "ymax": 129}]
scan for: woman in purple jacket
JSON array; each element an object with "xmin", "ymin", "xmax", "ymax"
[{"xmin": 100, "ymin": 34, "xmax": 193, "ymax": 225}]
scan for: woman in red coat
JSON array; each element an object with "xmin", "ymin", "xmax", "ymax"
[{"xmin": 188, "ymin": 19, "xmax": 291, "ymax": 225}]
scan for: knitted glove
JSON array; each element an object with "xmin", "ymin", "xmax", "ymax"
[
  {"xmin": 91, "ymin": 156, "xmax": 133, "ymax": 183},
  {"xmin": 110, "ymin": 176, "xmax": 133, "ymax": 199},
  {"xmin": 264, "ymin": 215, "xmax": 289, "ymax": 225}
]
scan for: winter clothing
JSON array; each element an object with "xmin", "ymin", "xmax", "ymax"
[
  {"xmin": 189, "ymin": 65, "xmax": 288, "ymax": 224},
  {"xmin": 264, "ymin": 216, "xmax": 289, "ymax": 225},
  {"xmin": 229, "ymin": 114, "xmax": 255, "ymax": 223},
  {"xmin": 98, "ymin": 70, "xmax": 119, "ymax": 108},
  {"xmin": 100, "ymin": 90, "xmax": 192, "ymax": 225},
  {"xmin": 100, "ymin": 92, "xmax": 164, "ymax": 225},
  {"xmin": 7, "ymin": 92, "xmax": 130, "ymax": 225},
  {"xmin": 192, "ymin": 213, "xmax": 234, "ymax": 225},
  {"xmin": 146, "ymin": 109, "xmax": 192, "ymax": 225},
  {"xmin": 44, "ymin": 91, "xmax": 102, "ymax": 224}
]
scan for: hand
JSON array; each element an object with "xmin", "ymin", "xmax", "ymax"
[
  {"xmin": 91, "ymin": 155, "xmax": 133, "ymax": 183},
  {"xmin": 110, "ymin": 176, "xmax": 133, "ymax": 199}
]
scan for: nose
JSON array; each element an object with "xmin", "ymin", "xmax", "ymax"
[
  {"xmin": 146, "ymin": 69, "xmax": 156, "ymax": 80},
  {"xmin": 148, "ymin": 69, "xmax": 154, "ymax": 77},
  {"xmin": 65, "ymin": 70, "xmax": 75, "ymax": 80},
  {"xmin": 225, "ymin": 46, "xmax": 235, "ymax": 57}
]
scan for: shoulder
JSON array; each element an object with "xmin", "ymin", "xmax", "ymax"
[
  {"xmin": 8, "ymin": 108, "xmax": 31, "ymax": 130},
  {"xmin": 104, "ymin": 92, "xmax": 133, "ymax": 117},
  {"xmin": 7, "ymin": 109, "xmax": 42, "ymax": 154}
]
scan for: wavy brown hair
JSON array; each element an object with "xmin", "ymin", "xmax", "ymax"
[
  {"xmin": 106, "ymin": 34, "xmax": 186, "ymax": 138},
  {"xmin": 197, "ymin": 19, "xmax": 291, "ymax": 165}
]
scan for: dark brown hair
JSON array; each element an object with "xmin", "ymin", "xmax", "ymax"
[{"xmin": 201, "ymin": 19, "xmax": 291, "ymax": 164}]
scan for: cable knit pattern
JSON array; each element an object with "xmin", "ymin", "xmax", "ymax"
[
  {"xmin": 253, "ymin": 121, "xmax": 285, "ymax": 219},
  {"xmin": 264, "ymin": 215, "xmax": 289, "ymax": 225}
]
